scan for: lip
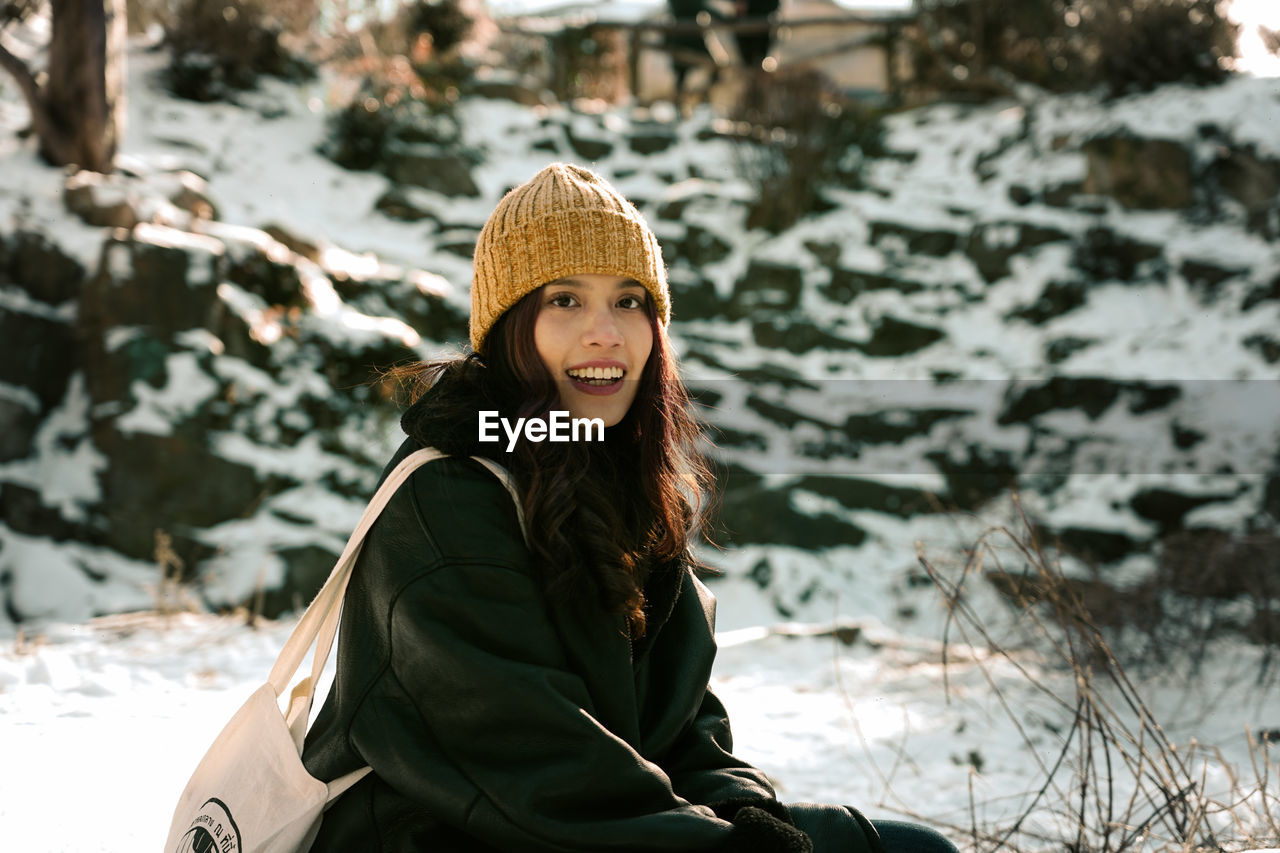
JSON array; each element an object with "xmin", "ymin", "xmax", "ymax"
[{"xmin": 567, "ymin": 377, "xmax": 624, "ymax": 396}]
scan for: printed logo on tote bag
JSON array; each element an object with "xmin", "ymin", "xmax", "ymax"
[{"xmin": 173, "ymin": 798, "xmax": 242, "ymax": 853}]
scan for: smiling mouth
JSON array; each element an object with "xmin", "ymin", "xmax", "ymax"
[{"xmin": 566, "ymin": 366, "xmax": 624, "ymax": 387}]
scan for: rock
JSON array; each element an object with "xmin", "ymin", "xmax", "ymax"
[
  {"xmin": 261, "ymin": 223, "xmax": 320, "ymax": 262},
  {"xmin": 1042, "ymin": 181, "xmax": 1085, "ymax": 208},
  {"xmin": 63, "ymin": 170, "xmax": 141, "ymax": 229},
  {"xmin": 1083, "ymin": 135, "xmax": 1192, "ymax": 209},
  {"xmin": 1210, "ymin": 146, "xmax": 1280, "ymax": 214},
  {"xmin": 843, "ymin": 407, "xmax": 970, "ymax": 445},
  {"xmin": 1244, "ymin": 334, "xmax": 1280, "ymax": 365},
  {"xmin": 803, "ymin": 241, "xmax": 842, "ymax": 268},
  {"xmin": 859, "ymin": 315, "xmax": 944, "ymax": 357},
  {"xmin": 1171, "ymin": 421, "xmax": 1206, "ymax": 450},
  {"xmin": 1131, "ymin": 487, "xmax": 1239, "ymax": 535},
  {"xmin": 223, "ymin": 254, "xmax": 308, "ymax": 315},
  {"xmin": 1008, "ymin": 184, "xmax": 1035, "ymax": 206},
  {"xmin": 81, "ymin": 226, "xmax": 225, "ymax": 335},
  {"xmin": 998, "ymin": 378, "xmax": 1181, "ymax": 425},
  {"xmin": 1181, "ymin": 259, "xmax": 1245, "ymax": 294},
  {"xmin": 745, "ymin": 394, "xmax": 832, "ymax": 431},
  {"xmin": 437, "ymin": 228, "xmax": 479, "ymax": 258},
  {"xmin": 1123, "ymin": 383, "xmax": 1180, "ymax": 415},
  {"xmin": 196, "ymin": 220, "xmax": 306, "ymax": 309},
  {"xmin": 796, "ymin": 474, "xmax": 935, "ymax": 518},
  {"xmin": 0, "ymin": 309, "xmax": 77, "ymax": 412},
  {"xmin": 382, "ymin": 143, "xmax": 480, "ymax": 196},
  {"xmin": 310, "ymin": 333, "xmax": 421, "ymax": 402},
  {"xmin": 1044, "ymin": 336, "xmax": 1095, "ymax": 364},
  {"xmin": 378, "ymin": 275, "xmax": 468, "ymax": 344},
  {"xmin": 675, "ymin": 224, "xmax": 732, "ymax": 267},
  {"xmin": 714, "ymin": 465, "xmax": 867, "ymax": 549},
  {"xmin": 1074, "ymin": 227, "xmax": 1164, "ymax": 282},
  {"xmin": 1053, "ymin": 525, "xmax": 1142, "ymax": 565},
  {"xmin": 629, "ymin": 125, "xmax": 677, "ymax": 156},
  {"xmin": 926, "ymin": 445, "xmax": 1018, "ymax": 511},
  {"xmin": 823, "ymin": 267, "xmax": 923, "ymax": 302},
  {"xmin": 77, "ymin": 227, "xmax": 226, "ymax": 412},
  {"xmin": 565, "ymin": 125, "xmax": 614, "ymax": 161},
  {"xmin": 164, "ymin": 170, "xmax": 219, "ymax": 220},
  {"xmin": 1008, "ymin": 279, "xmax": 1088, "ymax": 325},
  {"xmin": 706, "ymin": 422, "xmax": 768, "ymax": 451},
  {"xmin": 258, "ymin": 544, "xmax": 340, "ymax": 618},
  {"xmin": 965, "ymin": 222, "xmax": 1070, "ymax": 283},
  {"xmin": 728, "ymin": 260, "xmax": 804, "ymax": 318},
  {"xmin": 1001, "ymin": 378, "xmax": 1118, "ymax": 424},
  {"xmin": 869, "ymin": 221, "xmax": 959, "ymax": 257},
  {"xmin": 374, "ymin": 186, "xmax": 440, "ymax": 222},
  {"xmin": 667, "ymin": 271, "xmax": 724, "ymax": 321},
  {"xmin": 0, "ymin": 230, "xmax": 86, "ymax": 305},
  {"xmin": 751, "ymin": 317, "xmax": 859, "ymax": 354},
  {"xmin": 656, "ymin": 197, "xmax": 692, "ymax": 221},
  {"xmin": 0, "ymin": 397, "xmax": 39, "ymax": 463},
  {"xmin": 90, "ymin": 429, "xmax": 263, "ymax": 563},
  {"xmin": 0, "ymin": 481, "xmax": 86, "ymax": 539},
  {"xmin": 1242, "ymin": 273, "xmax": 1280, "ymax": 311}
]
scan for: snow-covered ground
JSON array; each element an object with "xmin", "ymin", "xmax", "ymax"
[{"xmin": 1, "ymin": 605, "xmax": 1277, "ymax": 850}]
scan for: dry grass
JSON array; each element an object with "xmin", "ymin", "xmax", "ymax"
[{"xmin": 910, "ymin": 497, "xmax": 1280, "ymax": 852}]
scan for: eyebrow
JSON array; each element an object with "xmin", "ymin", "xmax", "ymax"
[{"xmin": 547, "ymin": 277, "xmax": 644, "ymax": 290}]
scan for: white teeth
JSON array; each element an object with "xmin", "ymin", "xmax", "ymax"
[{"xmin": 568, "ymin": 366, "xmax": 623, "ymax": 381}]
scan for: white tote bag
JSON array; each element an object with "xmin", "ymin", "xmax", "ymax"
[{"xmin": 164, "ymin": 447, "xmax": 524, "ymax": 853}]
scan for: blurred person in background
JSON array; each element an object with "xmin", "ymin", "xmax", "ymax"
[{"xmin": 735, "ymin": 0, "xmax": 780, "ymax": 70}]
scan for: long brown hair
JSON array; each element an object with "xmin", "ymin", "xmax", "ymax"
[{"xmin": 394, "ymin": 289, "xmax": 712, "ymax": 636}]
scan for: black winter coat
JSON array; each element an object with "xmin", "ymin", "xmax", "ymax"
[{"xmin": 302, "ymin": 437, "xmax": 801, "ymax": 851}]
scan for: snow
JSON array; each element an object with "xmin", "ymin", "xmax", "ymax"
[
  {"xmin": 115, "ymin": 351, "xmax": 221, "ymax": 437},
  {"xmin": 0, "ymin": 608, "xmax": 1275, "ymax": 851},
  {"xmin": 0, "ymin": 374, "xmax": 106, "ymax": 520}
]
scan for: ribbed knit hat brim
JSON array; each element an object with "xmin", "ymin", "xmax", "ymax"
[{"xmin": 470, "ymin": 163, "xmax": 670, "ymax": 353}]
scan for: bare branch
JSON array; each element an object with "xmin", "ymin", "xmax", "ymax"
[{"xmin": 0, "ymin": 32, "xmax": 41, "ymax": 111}]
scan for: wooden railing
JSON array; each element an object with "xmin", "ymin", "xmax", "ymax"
[{"xmin": 496, "ymin": 9, "xmax": 916, "ymax": 102}]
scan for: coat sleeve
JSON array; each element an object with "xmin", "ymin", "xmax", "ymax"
[
  {"xmin": 347, "ymin": 461, "xmax": 735, "ymax": 852},
  {"xmin": 659, "ymin": 687, "xmax": 780, "ymax": 811},
  {"xmin": 646, "ymin": 574, "xmax": 780, "ymax": 811}
]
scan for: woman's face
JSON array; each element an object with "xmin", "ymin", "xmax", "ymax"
[{"xmin": 534, "ymin": 274, "xmax": 654, "ymax": 428}]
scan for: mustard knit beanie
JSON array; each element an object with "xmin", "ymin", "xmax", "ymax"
[{"xmin": 470, "ymin": 163, "xmax": 670, "ymax": 353}]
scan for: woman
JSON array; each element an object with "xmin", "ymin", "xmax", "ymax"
[{"xmin": 301, "ymin": 163, "xmax": 957, "ymax": 853}]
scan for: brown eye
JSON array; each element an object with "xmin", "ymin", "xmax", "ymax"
[{"xmin": 617, "ymin": 294, "xmax": 644, "ymax": 310}]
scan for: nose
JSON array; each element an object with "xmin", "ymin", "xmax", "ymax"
[{"xmin": 581, "ymin": 303, "xmax": 623, "ymax": 348}]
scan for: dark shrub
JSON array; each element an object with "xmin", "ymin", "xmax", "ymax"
[
  {"xmin": 730, "ymin": 68, "xmax": 886, "ymax": 233},
  {"xmin": 986, "ymin": 526, "xmax": 1280, "ymax": 679},
  {"xmin": 549, "ymin": 23, "xmax": 629, "ymax": 103},
  {"xmin": 903, "ymin": 0, "xmax": 1238, "ymax": 101},
  {"xmin": 1092, "ymin": 0, "xmax": 1237, "ymax": 96},
  {"xmin": 407, "ymin": 0, "xmax": 475, "ymax": 55},
  {"xmin": 321, "ymin": 67, "xmax": 471, "ymax": 174},
  {"xmin": 164, "ymin": 0, "xmax": 314, "ymax": 102}
]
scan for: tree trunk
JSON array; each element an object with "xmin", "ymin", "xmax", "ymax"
[{"xmin": 0, "ymin": 0, "xmax": 125, "ymax": 172}]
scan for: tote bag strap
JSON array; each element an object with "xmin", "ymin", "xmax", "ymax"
[{"xmin": 267, "ymin": 448, "xmax": 525, "ymax": 745}]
